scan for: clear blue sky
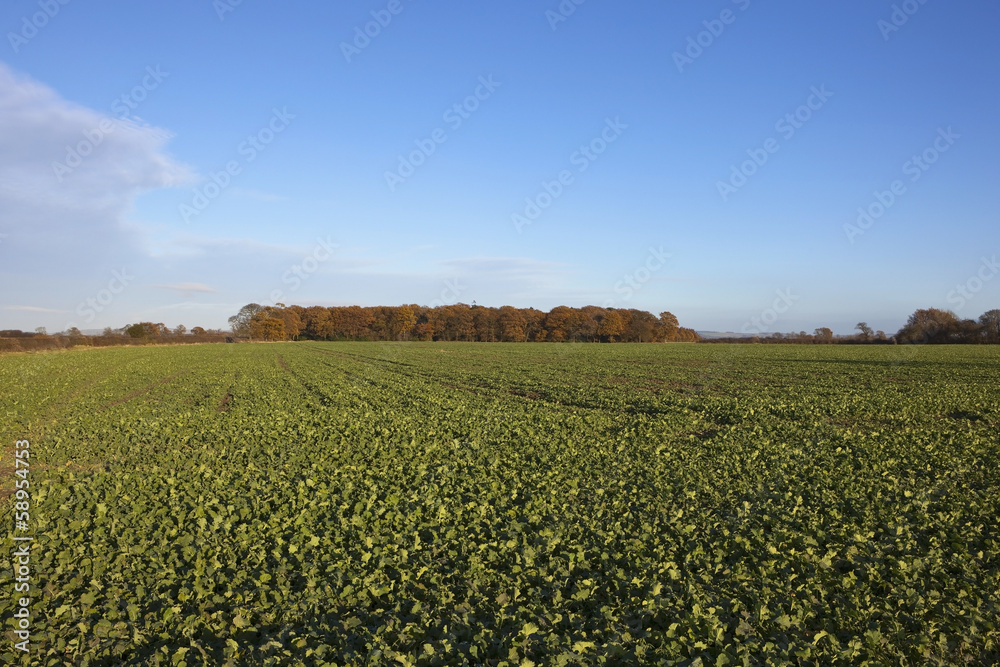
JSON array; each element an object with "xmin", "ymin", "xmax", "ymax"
[{"xmin": 1, "ymin": 0, "xmax": 998, "ymax": 334}]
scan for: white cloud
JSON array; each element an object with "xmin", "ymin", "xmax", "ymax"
[
  {"xmin": 0, "ymin": 62, "xmax": 190, "ymax": 263},
  {"xmin": 0, "ymin": 63, "xmax": 203, "ymax": 330},
  {"xmin": 147, "ymin": 233, "xmax": 308, "ymax": 260},
  {"xmin": 0, "ymin": 62, "xmax": 636, "ymax": 328},
  {"xmin": 436, "ymin": 256, "xmax": 572, "ymax": 293},
  {"xmin": 4, "ymin": 305, "xmax": 69, "ymax": 313},
  {"xmin": 418, "ymin": 256, "xmax": 596, "ymax": 307}
]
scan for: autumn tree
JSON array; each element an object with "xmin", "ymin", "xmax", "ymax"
[
  {"xmin": 124, "ymin": 322, "xmax": 166, "ymax": 338},
  {"xmin": 498, "ymin": 306, "xmax": 528, "ymax": 342},
  {"xmin": 227, "ymin": 303, "xmax": 701, "ymax": 344},
  {"xmin": 625, "ymin": 309, "xmax": 659, "ymax": 342},
  {"xmin": 472, "ymin": 307, "xmax": 499, "ymax": 342},
  {"xmin": 389, "ymin": 306, "xmax": 417, "ymax": 340},
  {"xmin": 813, "ymin": 327, "xmax": 834, "ymax": 343},
  {"xmin": 366, "ymin": 307, "xmax": 392, "ymax": 340},
  {"xmin": 286, "ymin": 305, "xmax": 307, "ymax": 333},
  {"xmin": 979, "ymin": 309, "xmax": 1000, "ymax": 344},
  {"xmin": 659, "ymin": 312, "xmax": 680, "ymax": 341},
  {"xmin": 277, "ymin": 307, "xmax": 302, "ymax": 340},
  {"xmin": 564, "ymin": 307, "xmax": 601, "ymax": 342},
  {"xmin": 522, "ymin": 308, "xmax": 547, "ymax": 342},
  {"xmin": 597, "ymin": 310, "xmax": 626, "ymax": 342},
  {"xmin": 302, "ymin": 306, "xmax": 333, "ymax": 340},
  {"xmin": 544, "ymin": 306, "xmax": 574, "ymax": 342},
  {"xmin": 413, "ymin": 318, "xmax": 435, "ymax": 341},
  {"xmin": 335, "ymin": 306, "xmax": 375, "ymax": 340},
  {"xmin": 958, "ymin": 319, "xmax": 982, "ymax": 343},
  {"xmin": 249, "ymin": 311, "xmax": 286, "ymax": 341},
  {"xmin": 229, "ymin": 304, "xmax": 265, "ymax": 338},
  {"xmin": 676, "ymin": 327, "xmax": 700, "ymax": 342},
  {"xmin": 896, "ymin": 308, "xmax": 961, "ymax": 344}
]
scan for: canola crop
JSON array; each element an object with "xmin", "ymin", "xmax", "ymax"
[{"xmin": 0, "ymin": 342, "xmax": 998, "ymax": 665}]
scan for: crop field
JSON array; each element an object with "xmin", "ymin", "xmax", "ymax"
[{"xmin": 1, "ymin": 342, "xmax": 998, "ymax": 666}]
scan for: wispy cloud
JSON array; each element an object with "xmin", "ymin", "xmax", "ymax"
[
  {"xmin": 148, "ymin": 233, "xmax": 315, "ymax": 260},
  {"xmin": 141, "ymin": 301, "xmax": 244, "ymax": 313},
  {"xmin": 4, "ymin": 305, "xmax": 69, "ymax": 313},
  {"xmin": 0, "ymin": 63, "xmax": 191, "ymax": 216},
  {"xmin": 0, "ymin": 62, "xmax": 190, "ymax": 272}
]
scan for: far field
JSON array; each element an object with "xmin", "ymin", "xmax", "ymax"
[{"xmin": 1, "ymin": 343, "xmax": 998, "ymax": 665}]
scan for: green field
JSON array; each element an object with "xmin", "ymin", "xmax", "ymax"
[{"xmin": 1, "ymin": 343, "xmax": 998, "ymax": 665}]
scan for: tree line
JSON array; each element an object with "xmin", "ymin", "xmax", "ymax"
[
  {"xmin": 895, "ymin": 308, "xmax": 1000, "ymax": 344},
  {"xmin": 227, "ymin": 303, "xmax": 702, "ymax": 343},
  {"xmin": 0, "ymin": 325, "xmax": 230, "ymax": 353},
  {"xmin": 704, "ymin": 308, "xmax": 1000, "ymax": 345},
  {"xmin": 5, "ymin": 305, "xmax": 996, "ymax": 350}
]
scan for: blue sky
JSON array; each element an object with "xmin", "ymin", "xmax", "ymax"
[{"xmin": 1, "ymin": 1, "xmax": 997, "ymax": 335}]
